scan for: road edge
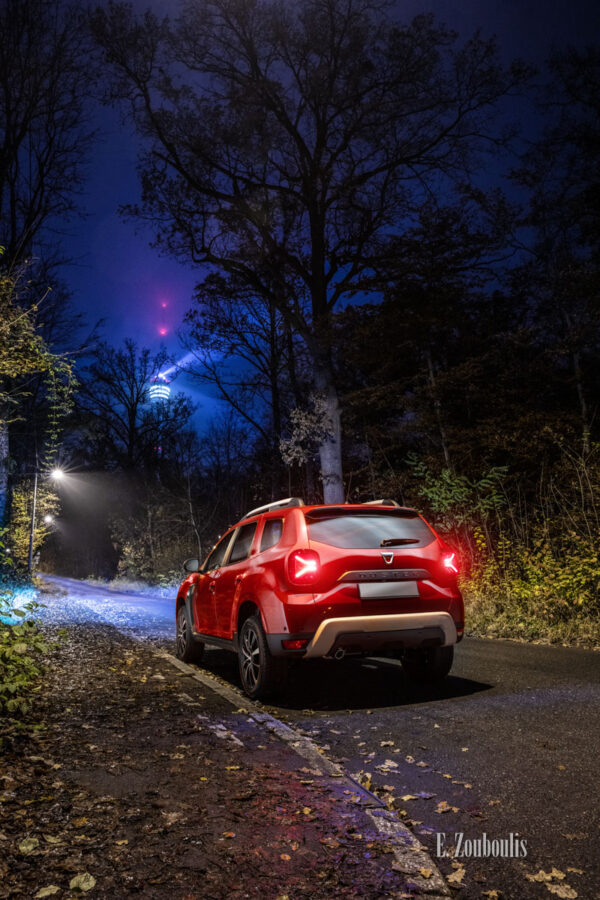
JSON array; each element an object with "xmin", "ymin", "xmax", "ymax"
[{"xmin": 156, "ymin": 649, "xmax": 450, "ymax": 898}]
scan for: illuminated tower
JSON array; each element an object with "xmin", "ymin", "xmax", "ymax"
[{"xmin": 148, "ymin": 374, "xmax": 171, "ymax": 402}]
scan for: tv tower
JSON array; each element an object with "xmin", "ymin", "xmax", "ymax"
[{"xmin": 148, "ymin": 373, "xmax": 171, "ymax": 402}]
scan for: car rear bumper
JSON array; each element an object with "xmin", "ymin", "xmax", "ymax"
[
  {"xmin": 304, "ymin": 611, "xmax": 458, "ymax": 658},
  {"xmin": 266, "ymin": 611, "xmax": 459, "ymax": 658}
]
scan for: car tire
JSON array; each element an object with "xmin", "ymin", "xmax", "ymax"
[
  {"xmin": 238, "ymin": 614, "xmax": 287, "ymax": 700},
  {"xmin": 401, "ymin": 645, "xmax": 454, "ymax": 683},
  {"xmin": 176, "ymin": 604, "xmax": 205, "ymax": 664}
]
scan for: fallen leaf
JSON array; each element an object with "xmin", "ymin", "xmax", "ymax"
[
  {"xmin": 69, "ymin": 873, "xmax": 96, "ymax": 892},
  {"xmin": 320, "ymin": 836, "xmax": 341, "ymax": 849},
  {"xmin": 34, "ymin": 888, "xmax": 61, "ymax": 898},
  {"xmin": 222, "ymin": 831, "xmax": 236, "ymax": 838},
  {"xmin": 419, "ymin": 868, "xmax": 433, "ymax": 879},
  {"xmin": 435, "ymin": 800, "xmax": 451, "ymax": 814},
  {"xmin": 526, "ymin": 869, "xmax": 566, "ymax": 883},
  {"xmin": 567, "ymin": 868, "xmax": 583, "ymax": 875},
  {"xmin": 482, "ymin": 891, "xmax": 502, "ymax": 899},
  {"xmin": 280, "ymin": 853, "xmax": 291, "ymax": 861},
  {"xmin": 225, "ymin": 765, "xmax": 241, "ymax": 771},
  {"xmin": 43, "ymin": 834, "xmax": 63, "ymax": 844},
  {"xmin": 447, "ymin": 864, "xmax": 466, "ymax": 885},
  {"xmin": 405, "ymin": 755, "xmax": 415, "ymax": 763},
  {"xmin": 19, "ymin": 837, "xmax": 39, "ymax": 854},
  {"xmin": 73, "ymin": 817, "xmax": 88, "ymax": 827},
  {"xmin": 546, "ymin": 886, "xmax": 577, "ymax": 899},
  {"xmin": 416, "ymin": 761, "xmax": 429, "ymax": 768},
  {"xmin": 162, "ymin": 811, "xmax": 184, "ymax": 826},
  {"xmin": 401, "ymin": 795, "xmax": 418, "ymax": 802},
  {"xmin": 380, "ymin": 740, "xmax": 394, "ymax": 747}
]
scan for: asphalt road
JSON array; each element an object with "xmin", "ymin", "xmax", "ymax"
[{"xmin": 39, "ymin": 574, "xmax": 600, "ymax": 899}]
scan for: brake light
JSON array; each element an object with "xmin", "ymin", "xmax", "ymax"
[
  {"xmin": 289, "ymin": 549, "xmax": 320, "ymax": 585},
  {"xmin": 443, "ymin": 552, "xmax": 459, "ymax": 574}
]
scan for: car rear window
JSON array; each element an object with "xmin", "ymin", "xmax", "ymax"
[{"xmin": 306, "ymin": 512, "xmax": 435, "ymax": 549}]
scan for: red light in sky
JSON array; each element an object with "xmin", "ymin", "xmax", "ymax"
[
  {"xmin": 161, "ymin": 301, "xmax": 167, "ymax": 308},
  {"xmin": 159, "ymin": 327, "xmax": 167, "ymax": 336}
]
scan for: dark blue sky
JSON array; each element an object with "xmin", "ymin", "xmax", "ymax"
[{"xmin": 63, "ymin": 0, "xmax": 600, "ymax": 416}]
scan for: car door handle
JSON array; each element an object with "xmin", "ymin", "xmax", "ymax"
[
  {"xmin": 209, "ymin": 583, "xmax": 216, "ymax": 593},
  {"xmin": 235, "ymin": 576, "xmax": 243, "ymax": 585}
]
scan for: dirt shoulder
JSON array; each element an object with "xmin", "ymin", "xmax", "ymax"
[{"xmin": 1, "ymin": 624, "xmax": 441, "ymax": 899}]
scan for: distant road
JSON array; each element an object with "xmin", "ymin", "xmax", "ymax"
[{"xmin": 38, "ymin": 573, "xmax": 175, "ymax": 639}]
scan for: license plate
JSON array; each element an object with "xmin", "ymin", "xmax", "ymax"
[{"xmin": 358, "ymin": 581, "xmax": 419, "ymax": 599}]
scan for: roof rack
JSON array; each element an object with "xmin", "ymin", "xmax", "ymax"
[
  {"xmin": 241, "ymin": 497, "xmax": 305, "ymax": 520},
  {"xmin": 362, "ymin": 499, "xmax": 401, "ymax": 507}
]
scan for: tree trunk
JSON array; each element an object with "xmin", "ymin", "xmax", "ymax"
[
  {"xmin": 561, "ymin": 307, "xmax": 590, "ymax": 456},
  {"xmin": 426, "ymin": 350, "xmax": 453, "ymax": 471},
  {"xmin": 313, "ymin": 362, "xmax": 344, "ymax": 504},
  {"xmin": 0, "ymin": 419, "xmax": 9, "ymax": 529}
]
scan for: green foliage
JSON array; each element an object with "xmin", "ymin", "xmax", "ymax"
[
  {"xmin": 407, "ymin": 448, "xmax": 600, "ymax": 645},
  {"xmin": 0, "ymin": 546, "xmax": 46, "ymax": 718},
  {"xmin": 406, "ymin": 454, "xmax": 507, "ymax": 531},
  {"xmin": 463, "ymin": 533, "xmax": 600, "ymax": 644}
]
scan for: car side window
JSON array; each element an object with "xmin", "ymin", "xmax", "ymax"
[
  {"xmin": 260, "ymin": 518, "xmax": 283, "ymax": 552},
  {"xmin": 203, "ymin": 532, "xmax": 232, "ymax": 571},
  {"xmin": 228, "ymin": 522, "xmax": 258, "ymax": 565}
]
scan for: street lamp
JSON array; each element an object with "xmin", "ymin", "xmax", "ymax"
[
  {"xmin": 43, "ymin": 514, "xmax": 54, "ymax": 524},
  {"xmin": 28, "ymin": 466, "xmax": 65, "ymax": 573}
]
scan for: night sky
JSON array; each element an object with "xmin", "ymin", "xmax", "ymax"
[{"xmin": 62, "ymin": 0, "xmax": 600, "ymax": 420}]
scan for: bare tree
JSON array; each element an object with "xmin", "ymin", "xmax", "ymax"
[
  {"xmin": 77, "ymin": 340, "xmax": 195, "ymax": 471},
  {"xmin": 0, "ymin": 0, "xmax": 96, "ymax": 528},
  {"xmin": 0, "ymin": 0, "xmax": 94, "ymax": 266},
  {"xmin": 92, "ymin": 0, "xmax": 528, "ymax": 501}
]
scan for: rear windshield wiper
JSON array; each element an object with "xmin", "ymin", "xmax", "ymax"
[{"xmin": 380, "ymin": 538, "xmax": 419, "ymax": 546}]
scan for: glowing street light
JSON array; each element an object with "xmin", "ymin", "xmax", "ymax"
[
  {"xmin": 28, "ymin": 465, "xmax": 66, "ymax": 573},
  {"xmin": 43, "ymin": 514, "xmax": 54, "ymax": 525}
]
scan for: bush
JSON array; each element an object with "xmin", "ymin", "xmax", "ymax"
[
  {"xmin": 0, "ymin": 566, "xmax": 47, "ymax": 718},
  {"xmin": 462, "ymin": 531, "xmax": 600, "ymax": 645}
]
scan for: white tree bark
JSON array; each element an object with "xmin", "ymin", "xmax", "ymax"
[
  {"xmin": 0, "ymin": 420, "xmax": 9, "ymax": 528},
  {"xmin": 316, "ymin": 382, "xmax": 344, "ymax": 504}
]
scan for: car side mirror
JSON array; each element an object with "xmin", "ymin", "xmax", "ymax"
[{"xmin": 183, "ymin": 558, "xmax": 200, "ymax": 573}]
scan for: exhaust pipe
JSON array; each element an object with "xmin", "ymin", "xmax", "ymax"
[{"xmin": 334, "ymin": 647, "xmax": 345, "ymax": 660}]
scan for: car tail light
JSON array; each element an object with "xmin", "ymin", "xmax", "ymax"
[
  {"xmin": 288, "ymin": 549, "xmax": 320, "ymax": 585},
  {"xmin": 443, "ymin": 552, "xmax": 459, "ymax": 574}
]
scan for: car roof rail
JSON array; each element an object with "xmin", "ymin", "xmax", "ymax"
[
  {"xmin": 362, "ymin": 499, "xmax": 401, "ymax": 507},
  {"xmin": 241, "ymin": 497, "xmax": 305, "ymax": 520}
]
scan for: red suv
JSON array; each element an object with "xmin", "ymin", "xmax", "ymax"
[{"xmin": 175, "ymin": 498, "xmax": 464, "ymax": 699}]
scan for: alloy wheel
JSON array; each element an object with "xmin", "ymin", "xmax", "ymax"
[
  {"xmin": 241, "ymin": 626, "xmax": 261, "ymax": 690},
  {"xmin": 177, "ymin": 610, "xmax": 187, "ymax": 657}
]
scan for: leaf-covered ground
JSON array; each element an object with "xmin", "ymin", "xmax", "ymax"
[{"xmin": 1, "ymin": 625, "xmax": 434, "ymax": 898}]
